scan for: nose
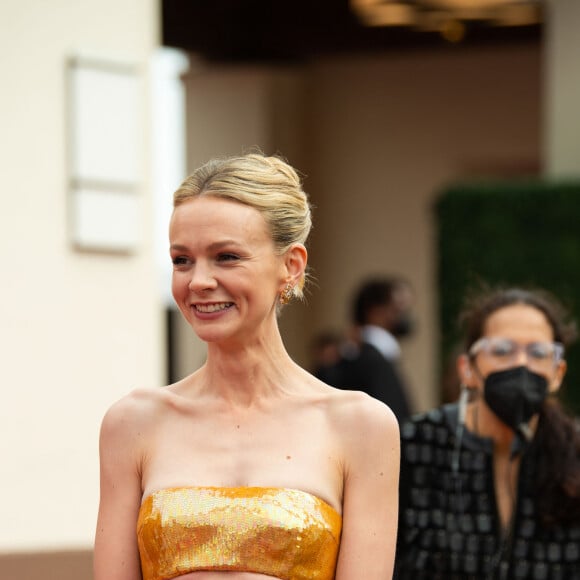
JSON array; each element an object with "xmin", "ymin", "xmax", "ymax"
[
  {"xmin": 513, "ymin": 346, "xmax": 529, "ymax": 367},
  {"xmin": 188, "ymin": 261, "xmax": 217, "ymax": 292}
]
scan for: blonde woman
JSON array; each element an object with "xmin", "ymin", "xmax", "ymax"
[{"xmin": 94, "ymin": 153, "xmax": 400, "ymax": 580}]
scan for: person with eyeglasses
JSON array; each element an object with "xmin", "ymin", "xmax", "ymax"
[{"xmin": 394, "ymin": 286, "xmax": 580, "ymax": 579}]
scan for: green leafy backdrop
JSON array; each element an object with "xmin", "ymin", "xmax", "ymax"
[{"xmin": 436, "ymin": 180, "xmax": 580, "ymax": 414}]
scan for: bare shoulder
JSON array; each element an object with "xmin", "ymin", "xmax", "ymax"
[
  {"xmin": 325, "ymin": 387, "xmax": 400, "ymax": 444},
  {"xmin": 99, "ymin": 386, "xmax": 170, "ymax": 444},
  {"xmin": 323, "ymin": 388, "xmax": 400, "ymax": 497}
]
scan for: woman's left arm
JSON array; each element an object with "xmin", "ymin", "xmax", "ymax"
[{"xmin": 334, "ymin": 394, "xmax": 400, "ymax": 579}]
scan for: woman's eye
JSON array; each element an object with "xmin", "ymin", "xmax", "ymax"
[
  {"xmin": 172, "ymin": 256, "xmax": 189, "ymax": 266},
  {"xmin": 528, "ymin": 343, "xmax": 550, "ymax": 360},
  {"xmin": 217, "ymin": 253, "xmax": 239, "ymax": 262},
  {"xmin": 490, "ymin": 341, "xmax": 515, "ymax": 357},
  {"xmin": 491, "ymin": 348, "xmax": 509, "ymax": 357}
]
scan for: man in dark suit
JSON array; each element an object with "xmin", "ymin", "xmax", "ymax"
[{"xmin": 330, "ymin": 277, "xmax": 414, "ymax": 423}]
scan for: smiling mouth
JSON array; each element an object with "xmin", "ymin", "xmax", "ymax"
[{"xmin": 194, "ymin": 302, "xmax": 234, "ymax": 313}]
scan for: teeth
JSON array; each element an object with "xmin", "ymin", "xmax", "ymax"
[{"xmin": 195, "ymin": 302, "xmax": 232, "ymax": 313}]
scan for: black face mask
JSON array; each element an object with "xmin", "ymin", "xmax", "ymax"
[
  {"xmin": 392, "ymin": 313, "xmax": 414, "ymax": 338},
  {"xmin": 484, "ymin": 366, "xmax": 548, "ymax": 439}
]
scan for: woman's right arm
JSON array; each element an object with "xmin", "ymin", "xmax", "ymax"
[{"xmin": 94, "ymin": 396, "xmax": 145, "ymax": 580}]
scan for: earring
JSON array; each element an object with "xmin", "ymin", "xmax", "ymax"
[
  {"xmin": 279, "ymin": 283, "xmax": 294, "ymax": 305},
  {"xmin": 458, "ymin": 384, "xmax": 470, "ymax": 424}
]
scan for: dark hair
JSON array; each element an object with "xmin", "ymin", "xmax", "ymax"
[
  {"xmin": 352, "ymin": 277, "xmax": 408, "ymax": 326},
  {"xmin": 459, "ymin": 286, "xmax": 577, "ymax": 352},
  {"xmin": 459, "ymin": 285, "xmax": 580, "ymax": 526}
]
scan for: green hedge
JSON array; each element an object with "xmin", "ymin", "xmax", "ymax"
[{"xmin": 436, "ymin": 179, "xmax": 580, "ymax": 414}]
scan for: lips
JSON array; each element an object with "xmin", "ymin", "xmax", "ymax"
[{"xmin": 194, "ymin": 302, "xmax": 234, "ymax": 313}]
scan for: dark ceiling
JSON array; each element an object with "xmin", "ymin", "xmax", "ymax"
[{"xmin": 161, "ymin": 0, "xmax": 542, "ymax": 64}]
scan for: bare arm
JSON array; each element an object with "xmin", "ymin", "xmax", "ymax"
[
  {"xmin": 334, "ymin": 395, "xmax": 400, "ymax": 579},
  {"xmin": 94, "ymin": 396, "xmax": 145, "ymax": 580}
]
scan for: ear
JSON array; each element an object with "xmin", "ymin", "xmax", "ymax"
[
  {"xmin": 280, "ymin": 243, "xmax": 307, "ymax": 289},
  {"xmin": 549, "ymin": 359, "xmax": 567, "ymax": 394},
  {"xmin": 457, "ymin": 354, "xmax": 477, "ymax": 387}
]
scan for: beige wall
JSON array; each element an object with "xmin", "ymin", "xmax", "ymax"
[
  {"xmin": 180, "ymin": 44, "xmax": 542, "ymax": 412},
  {"xmin": 544, "ymin": 0, "xmax": 580, "ymax": 177},
  {"xmin": 0, "ymin": 0, "xmax": 161, "ymax": 569}
]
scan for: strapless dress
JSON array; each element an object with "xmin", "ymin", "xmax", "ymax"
[{"xmin": 137, "ymin": 486, "xmax": 342, "ymax": 580}]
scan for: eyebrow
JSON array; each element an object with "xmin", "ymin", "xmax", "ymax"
[{"xmin": 169, "ymin": 240, "xmax": 243, "ymax": 252}]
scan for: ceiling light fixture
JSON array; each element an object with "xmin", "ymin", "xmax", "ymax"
[{"xmin": 350, "ymin": 0, "xmax": 543, "ymax": 42}]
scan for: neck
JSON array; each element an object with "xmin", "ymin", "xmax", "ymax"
[
  {"xmin": 199, "ymin": 333, "xmax": 299, "ymax": 405},
  {"xmin": 465, "ymin": 400, "xmax": 515, "ymax": 450}
]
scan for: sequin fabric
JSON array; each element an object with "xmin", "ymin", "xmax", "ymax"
[{"xmin": 137, "ymin": 486, "xmax": 342, "ymax": 580}]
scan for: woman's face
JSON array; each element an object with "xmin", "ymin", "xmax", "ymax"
[
  {"xmin": 466, "ymin": 304, "xmax": 566, "ymax": 394},
  {"xmin": 169, "ymin": 196, "xmax": 289, "ymax": 345}
]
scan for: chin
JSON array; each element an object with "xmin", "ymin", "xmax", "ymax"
[{"xmin": 192, "ymin": 324, "xmax": 239, "ymax": 345}]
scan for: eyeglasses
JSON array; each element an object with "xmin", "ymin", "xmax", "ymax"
[{"xmin": 469, "ymin": 337, "xmax": 564, "ymax": 370}]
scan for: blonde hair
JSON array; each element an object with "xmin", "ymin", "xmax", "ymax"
[{"xmin": 173, "ymin": 153, "xmax": 312, "ymax": 299}]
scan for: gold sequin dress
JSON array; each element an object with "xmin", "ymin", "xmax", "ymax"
[{"xmin": 137, "ymin": 486, "xmax": 342, "ymax": 580}]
